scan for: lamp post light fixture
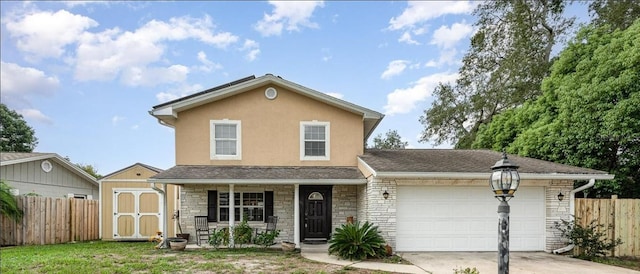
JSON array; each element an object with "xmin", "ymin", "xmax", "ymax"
[
  {"xmin": 490, "ymin": 152, "xmax": 520, "ymax": 274},
  {"xmin": 557, "ymin": 192, "xmax": 565, "ymax": 201}
]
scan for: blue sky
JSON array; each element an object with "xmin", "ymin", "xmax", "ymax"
[{"xmin": 0, "ymin": 1, "xmax": 589, "ymax": 175}]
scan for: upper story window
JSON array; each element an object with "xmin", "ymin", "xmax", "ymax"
[
  {"xmin": 210, "ymin": 120, "xmax": 241, "ymax": 160},
  {"xmin": 300, "ymin": 121, "xmax": 330, "ymax": 161}
]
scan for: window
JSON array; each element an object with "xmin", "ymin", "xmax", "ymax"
[
  {"xmin": 300, "ymin": 121, "xmax": 330, "ymax": 160},
  {"xmin": 210, "ymin": 120, "xmax": 241, "ymax": 160},
  {"xmin": 209, "ymin": 191, "xmax": 274, "ymax": 222}
]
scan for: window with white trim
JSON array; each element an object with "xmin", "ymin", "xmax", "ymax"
[
  {"xmin": 300, "ymin": 121, "xmax": 330, "ymax": 160},
  {"xmin": 219, "ymin": 192, "xmax": 264, "ymax": 222},
  {"xmin": 210, "ymin": 120, "xmax": 241, "ymax": 160}
]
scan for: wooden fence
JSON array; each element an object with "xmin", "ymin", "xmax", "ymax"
[
  {"xmin": 575, "ymin": 196, "xmax": 640, "ymax": 257},
  {"xmin": 0, "ymin": 196, "xmax": 99, "ymax": 246}
]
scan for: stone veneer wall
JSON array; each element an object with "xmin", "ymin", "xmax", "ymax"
[
  {"xmin": 356, "ymin": 184, "xmax": 367, "ymax": 223},
  {"xmin": 332, "ymin": 185, "xmax": 358, "ymax": 234},
  {"xmin": 179, "ymin": 184, "xmax": 295, "ymax": 243},
  {"xmin": 545, "ymin": 180, "xmax": 574, "ymax": 252},
  {"xmin": 365, "ymin": 179, "xmax": 397, "ymax": 248}
]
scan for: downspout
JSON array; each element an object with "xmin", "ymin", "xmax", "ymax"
[
  {"xmin": 553, "ymin": 178, "xmax": 596, "ymax": 254},
  {"xmin": 151, "ymin": 182, "xmax": 169, "ymax": 248}
]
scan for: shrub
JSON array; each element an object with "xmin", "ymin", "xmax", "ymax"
[
  {"xmin": 254, "ymin": 230, "xmax": 280, "ymax": 248},
  {"xmin": 233, "ymin": 217, "xmax": 253, "ymax": 247},
  {"xmin": 208, "ymin": 228, "xmax": 229, "ymax": 249},
  {"xmin": 554, "ymin": 218, "xmax": 622, "ymax": 260},
  {"xmin": 328, "ymin": 221, "xmax": 387, "ymax": 261}
]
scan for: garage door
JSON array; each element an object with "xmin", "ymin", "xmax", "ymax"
[{"xmin": 396, "ymin": 186, "xmax": 544, "ymax": 251}]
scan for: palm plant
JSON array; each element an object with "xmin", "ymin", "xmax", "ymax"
[
  {"xmin": 0, "ymin": 181, "xmax": 23, "ymax": 222},
  {"xmin": 328, "ymin": 221, "xmax": 387, "ymax": 261}
]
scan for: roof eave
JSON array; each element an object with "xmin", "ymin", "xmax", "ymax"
[{"xmin": 371, "ymin": 172, "xmax": 614, "ymax": 181}]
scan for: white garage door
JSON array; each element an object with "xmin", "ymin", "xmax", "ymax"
[{"xmin": 396, "ymin": 186, "xmax": 545, "ymax": 252}]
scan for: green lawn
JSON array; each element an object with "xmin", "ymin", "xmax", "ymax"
[{"xmin": 0, "ymin": 241, "xmax": 381, "ymax": 274}]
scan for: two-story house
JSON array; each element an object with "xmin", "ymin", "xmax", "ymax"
[{"xmin": 148, "ymin": 74, "xmax": 613, "ymax": 252}]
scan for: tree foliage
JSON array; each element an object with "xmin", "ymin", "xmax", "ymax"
[
  {"xmin": 0, "ymin": 104, "xmax": 38, "ymax": 152},
  {"xmin": 420, "ymin": 0, "xmax": 574, "ymax": 148},
  {"xmin": 473, "ymin": 20, "xmax": 640, "ymax": 197},
  {"xmin": 589, "ymin": 0, "xmax": 640, "ymax": 31},
  {"xmin": 0, "ymin": 181, "xmax": 23, "ymax": 222},
  {"xmin": 372, "ymin": 129, "xmax": 408, "ymax": 149},
  {"xmin": 76, "ymin": 163, "xmax": 102, "ymax": 179}
]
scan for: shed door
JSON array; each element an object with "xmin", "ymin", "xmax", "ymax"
[
  {"xmin": 113, "ymin": 189, "xmax": 162, "ymax": 239},
  {"xmin": 396, "ymin": 186, "xmax": 545, "ymax": 251}
]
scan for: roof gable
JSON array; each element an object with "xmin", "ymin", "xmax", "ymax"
[
  {"xmin": 0, "ymin": 152, "xmax": 99, "ymax": 186},
  {"xmin": 101, "ymin": 162, "xmax": 164, "ymax": 180},
  {"xmin": 150, "ymin": 74, "xmax": 384, "ymax": 140}
]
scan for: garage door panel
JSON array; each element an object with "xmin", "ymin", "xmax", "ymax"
[{"xmin": 397, "ymin": 186, "xmax": 544, "ymax": 252}]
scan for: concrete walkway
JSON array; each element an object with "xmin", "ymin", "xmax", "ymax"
[{"xmin": 300, "ymin": 243, "xmax": 428, "ymax": 274}]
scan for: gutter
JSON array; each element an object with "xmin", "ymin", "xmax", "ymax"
[
  {"xmin": 553, "ymin": 178, "xmax": 596, "ymax": 254},
  {"xmin": 150, "ymin": 183, "xmax": 169, "ymax": 248}
]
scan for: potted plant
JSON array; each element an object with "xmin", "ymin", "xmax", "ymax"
[
  {"xmin": 173, "ymin": 211, "xmax": 190, "ymax": 241},
  {"xmin": 168, "ymin": 238, "xmax": 188, "ymax": 251}
]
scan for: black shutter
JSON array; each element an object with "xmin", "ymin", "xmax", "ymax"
[
  {"xmin": 207, "ymin": 190, "xmax": 217, "ymax": 222},
  {"xmin": 264, "ymin": 191, "xmax": 273, "ymax": 223}
]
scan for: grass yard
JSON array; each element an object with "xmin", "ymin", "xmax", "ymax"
[
  {"xmin": 0, "ymin": 241, "xmax": 389, "ymax": 274},
  {"xmin": 593, "ymin": 256, "xmax": 640, "ymax": 271}
]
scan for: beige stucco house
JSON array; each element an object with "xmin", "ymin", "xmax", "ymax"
[
  {"xmin": 0, "ymin": 152, "xmax": 98, "ymax": 199},
  {"xmin": 148, "ymin": 74, "xmax": 613, "ymax": 252}
]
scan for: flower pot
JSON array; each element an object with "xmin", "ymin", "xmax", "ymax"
[
  {"xmin": 169, "ymin": 238, "xmax": 188, "ymax": 251},
  {"xmin": 281, "ymin": 241, "xmax": 296, "ymax": 252}
]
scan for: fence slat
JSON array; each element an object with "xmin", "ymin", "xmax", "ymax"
[
  {"xmin": 0, "ymin": 197, "xmax": 99, "ymax": 246},
  {"xmin": 576, "ymin": 197, "xmax": 640, "ymax": 257}
]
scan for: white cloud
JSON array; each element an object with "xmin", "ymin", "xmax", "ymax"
[
  {"xmin": 324, "ymin": 92, "xmax": 343, "ymax": 99},
  {"xmin": 17, "ymin": 108, "xmax": 53, "ymax": 125},
  {"xmin": 0, "ymin": 62, "xmax": 59, "ymax": 108},
  {"xmin": 388, "ymin": 1, "xmax": 476, "ymax": 30},
  {"xmin": 384, "ymin": 72, "xmax": 458, "ymax": 115},
  {"xmin": 71, "ymin": 14, "xmax": 238, "ymax": 85},
  {"xmin": 424, "ymin": 48, "xmax": 458, "ymax": 68},
  {"xmin": 3, "ymin": 10, "xmax": 98, "ymax": 60},
  {"xmin": 398, "ymin": 31, "xmax": 420, "ymax": 45},
  {"xmin": 240, "ymin": 39, "xmax": 260, "ymax": 61},
  {"xmin": 156, "ymin": 83, "xmax": 204, "ymax": 103},
  {"xmin": 120, "ymin": 65, "xmax": 189, "ymax": 86},
  {"xmin": 196, "ymin": 51, "xmax": 223, "ymax": 72},
  {"xmin": 321, "ymin": 48, "xmax": 332, "ymax": 62},
  {"xmin": 131, "ymin": 125, "xmax": 140, "ymax": 130},
  {"xmin": 111, "ymin": 115, "xmax": 125, "ymax": 126},
  {"xmin": 254, "ymin": 1, "xmax": 324, "ymax": 36},
  {"xmin": 381, "ymin": 60, "xmax": 410, "ymax": 80},
  {"xmin": 431, "ymin": 22, "xmax": 473, "ymax": 49}
]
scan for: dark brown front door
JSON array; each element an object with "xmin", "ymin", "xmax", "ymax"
[{"xmin": 300, "ymin": 185, "xmax": 332, "ymax": 241}]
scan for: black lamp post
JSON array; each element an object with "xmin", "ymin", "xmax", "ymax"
[{"xmin": 490, "ymin": 152, "xmax": 520, "ymax": 274}]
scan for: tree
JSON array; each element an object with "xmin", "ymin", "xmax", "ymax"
[
  {"xmin": 0, "ymin": 104, "xmax": 38, "ymax": 152},
  {"xmin": 372, "ymin": 129, "xmax": 408, "ymax": 149},
  {"xmin": 76, "ymin": 163, "xmax": 102, "ymax": 180},
  {"xmin": 473, "ymin": 20, "xmax": 640, "ymax": 197},
  {"xmin": 589, "ymin": 0, "xmax": 640, "ymax": 31},
  {"xmin": 419, "ymin": 0, "xmax": 575, "ymax": 148},
  {"xmin": 0, "ymin": 181, "xmax": 23, "ymax": 222}
]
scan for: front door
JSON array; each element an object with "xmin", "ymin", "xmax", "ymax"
[{"xmin": 300, "ymin": 185, "xmax": 332, "ymax": 241}]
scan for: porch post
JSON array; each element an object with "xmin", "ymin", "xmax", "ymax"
[
  {"xmin": 294, "ymin": 184, "xmax": 300, "ymax": 247},
  {"xmin": 229, "ymin": 184, "xmax": 235, "ymax": 247}
]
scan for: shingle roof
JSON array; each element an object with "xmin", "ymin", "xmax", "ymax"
[
  {"xmin": 359, "ymin": 149, "xmax": 609, "ymax": 175},
  {"xmin": 151, "ymin": 165, "xmax": 365, "ymax": 180}
]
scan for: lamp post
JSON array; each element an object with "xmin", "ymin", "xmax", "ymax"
[{"xmin": 490, "ymin": 152, "xmax": 520, "ymax": 274}]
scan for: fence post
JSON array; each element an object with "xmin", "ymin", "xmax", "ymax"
[{"xmin": 611, "ymin": 195, "xmax": 617, "ymax": 257}]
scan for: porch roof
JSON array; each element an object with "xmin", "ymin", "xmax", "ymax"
[{"xmin": 148, "ymin": 165, "xmax": 367, "ymax": 184}]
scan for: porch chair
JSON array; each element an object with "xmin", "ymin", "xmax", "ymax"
[
  {"xmin": 254, "ymin": 216, "xmax": 278, "ymax": 244},
  {"xmin": 195, "ymin": 216, "xmax": 212, "ymax": 246}
]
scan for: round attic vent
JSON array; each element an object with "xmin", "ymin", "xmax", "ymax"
[
  {"xmin": 265, "ymin": 87, "xmax": 277, "ymax": 100},
  {"xmin": 41, "ymin": 160, "xmax": 53, "ymax": 173}
]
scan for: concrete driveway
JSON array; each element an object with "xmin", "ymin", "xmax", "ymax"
[{"xmin": 400, "ymin": 252, "xmax": 639, "ymax": 274}]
